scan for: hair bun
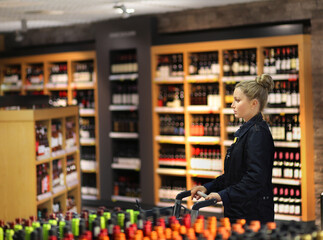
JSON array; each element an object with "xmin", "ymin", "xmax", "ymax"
[{"xmin": 256, "ymin": 74, "xmax": 274, "ymax": 91}]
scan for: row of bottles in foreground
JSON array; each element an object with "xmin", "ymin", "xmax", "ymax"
[{"xmin": 3, "ymin": 206, "xmax": 317, "ymax": 240}]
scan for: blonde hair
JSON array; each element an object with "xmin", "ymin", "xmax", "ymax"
[{"xmin": 235, "ymin": 74, "xmax": 274, "ymax": 112}]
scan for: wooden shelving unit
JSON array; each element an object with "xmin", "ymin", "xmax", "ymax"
[
  {"xmin": 151, "ymin": 34, "xmax": 314, "ymax": 222},
  {"xmin": 0, "ymin": 106, "xmax": 81, "ymax": 222},
  {"xmin": 0, "ymin": 51, "xmax": 101, "ymax": 201},
  {"xmin": 107, "ymin": 49, "xmax": 141, "ymax": 202}
]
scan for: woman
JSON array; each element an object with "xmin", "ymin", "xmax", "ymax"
[{"xmin": 191, "ymin": 74, "xmax": 275, "ymax": 223}]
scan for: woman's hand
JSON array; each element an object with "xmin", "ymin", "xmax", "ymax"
[
  {"xmin": 190, "ymin": 186, "xmax": 207, "ymax": 200},
  {"xmin": 205, "ymin": 192, "xmax": 222, "ymax": 202}
]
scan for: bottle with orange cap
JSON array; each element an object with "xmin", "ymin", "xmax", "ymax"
[{"xmin": 206, "ymin": 216, "xmax": 217, "ymax": 238}]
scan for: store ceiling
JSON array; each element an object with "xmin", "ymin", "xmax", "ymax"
[{"xmin": 0, "ymin": 0, "xmax": 269, "ymax": 33}]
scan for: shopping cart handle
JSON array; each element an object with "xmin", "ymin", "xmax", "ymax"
[
  {"xmin": 175, "ymin": 190, "xmax": 191, "ymax": 200},
  {"xmin": 196, "ymin": 191, "xmax": 207, "ymax": 198},
  {"xmin": 192, "ymin": 199, "xmax": 217, "ymax": 210}
]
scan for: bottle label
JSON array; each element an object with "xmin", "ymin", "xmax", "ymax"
[
  {"xmin": 289, "ymin": 205, "xmax": 295, "ymax": 215},
  {"xmin": 286, "ymin": 131, "xmax": 293, "ymax": 142},
  {"xmin": 281, "ymin": 93, "xmax": 287, "ymax": 104},
  {"xmin": 286, "ymin": 95, "xmax": 292, "ymax": 107},
  {"xmin": 270, "ymin": 65, "xmax": 276, "ymax": 75},
  {"xmin": 294, "ymin": 169, "xmax": 300, "ymax": 179},
  {"xmin": 280, "ymin": 126, "xmax": 285, "ymax": 140},
  {"xmin": 295, "ymin": 205, "xmax": 301, "ymax": 215},
  {"xmin": 275, "ymin": 60, "xmax": 281, "ymax": 73},
  {"xmin": 296, "ymin": 58, "xmax": 299, "ymax": 71},
  {"xmin": 281, "ymin": 60, "xmax": 287, "ymax": 71},
  {"xmin": 58, "ymin": 132, "xmax": 63, "ymax": 146},
  {"xmin": 232, "ymin": 62, "xmax": 239, "ymax": 74},
  {"xmin": 51, "ymin": 137, "xmax": 58, "ymax": 148},
  {"xmin": 284, "ymin": 203, "xmax": 290, "ymax": 214},
  {"xmin": 38, "ymin": 145, "xmax": 45, "ymax": 155},
  {"xmin": 278, "ymin": 202, "xmax": 284, "ymax": 213},
  {"xmin": 268, "ymin": 92, "xmax": 275, "ymax": 105},
  {"xmin": 274, "ymin": 203, "xmax": 279, "ymax": 213},
  {"xmin": 250, "ymin": 65, "xmax": 257, "ymax": 75},
  {"xmin": 291, "ymin": 93, "xmax": 298, "ymax": 107},
  {"xmin": 211, "ymin": 63, "xmax": 217, "ymax": 75},
  {"xmin": 286, "ymin": 59, "xmax": 291, "ymax": 71},
  {"xmin": 189, "ymin": 65, "xmax": 195, "ymax": 75},
  {"xmin": 223, "ymin": 64, "xmax": 230, "ymax": 73},
  {"xmin": 291, "ymin": 59, "xmax": 296, "ymax": 70},
  {"xmin": 275, "ymin": 93, "xmax": 282, "ymax": 104}
]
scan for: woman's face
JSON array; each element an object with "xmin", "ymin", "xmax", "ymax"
[{"xmin": 231, "ymin": 87, "xmax": 258, "ymax": 122}]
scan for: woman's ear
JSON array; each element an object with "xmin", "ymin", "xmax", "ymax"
[{"xmin": 251, "ymin": 99, "xmax": 259, "ymax": 109}]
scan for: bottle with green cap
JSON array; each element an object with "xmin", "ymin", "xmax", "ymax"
[
  {"xmin": 48, "ymin": 214, "xmax": 57, "ymax": 227},
  {"xmin": 31, "ymin": 218, "xmax": 41, "ymax": 231},
  {"xmin": 24, "ymin": 220, "xmax": 34, "ymax": 240},
  {"xmin": 96, "ymin": 209, "xmax": 105, "ymax": 230},
  {"xmin": 0, "ymin": 226, "xmax": 3, "ymax": 240},
  {"xmin": 133, "ymin": 211, "xmax": 140, "ymax": 224},
  {"xmin": 126, "ymin": 209, "xmax": 134, "ymax": 225},
  {"xmin": 103, "ymin": 211, "xmax": 111, "ymax": 226},
  {"xmin": 59, "ymin": 220, "xmax": 66, "ymax": 240},
  {"xmin": 6, "ymin": 227, "xmax": 15, "ymax": 240},
  {"xmin": 72, "ymin": 218, "xmax": 80, "ymax": 237},
  {"xmin": 42, "ymin": 223, "xmax": 51, "ymax": 240},
  {"xmin": 88, "ymin": 213, "xmax": 97, "ymax": 232},
  {"xmin": 14, "ymin": 219, "xmax": 23, "ymax": 233},
  {"xmin": 117, "ymin": 213, "xmax": 125, "ymax": 229}
]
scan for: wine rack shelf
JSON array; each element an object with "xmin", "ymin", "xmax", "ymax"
[
  {"xmin": 151, "ymin": 34, "xmax": 314, "ymax": 222},
  {"xmin": 0, "ymin": 106, "xmax": 81, "ymax": 222},
  {"xmin": 0, "ymin": 51, "xmax": 101, "ymax": 201}
]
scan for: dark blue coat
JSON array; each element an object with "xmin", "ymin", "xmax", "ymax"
[{"xmin": 204, "ymin": 113, "xmax": 275, "ymax": 223}]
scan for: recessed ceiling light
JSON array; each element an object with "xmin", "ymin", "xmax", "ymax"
[{"xmin": 126, "ymin": 8, "xmax": 135, "ymax": 14}]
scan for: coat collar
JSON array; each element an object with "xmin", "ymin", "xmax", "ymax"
[{"xmin": 234, "ymin": 112, "xmax": 263, "ymax": 138}]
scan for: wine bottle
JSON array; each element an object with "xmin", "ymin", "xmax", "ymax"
[
  {"xmin": 269, "ymin": 48, "xmax": 276, "ymax": 75},
  {"xmin": 231, "ymin": 50, "xmax": 239, "ymax": 76},
  {"xmin": 263, "ymin": 49, "xmax": 270, "ymax": 74},
  {"xmin": 223, "ymin": 51, "xmax": 231, "ymax": 77}
]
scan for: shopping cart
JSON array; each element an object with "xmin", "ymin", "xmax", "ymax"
[{"xmin": 135, "ymin": 190, "xmax": 217, "ymax": 225}]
